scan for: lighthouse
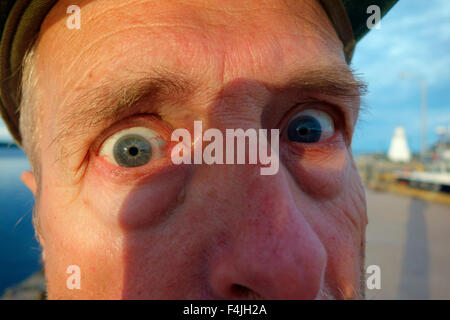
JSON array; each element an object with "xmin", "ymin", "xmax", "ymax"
[{"xmin": 388, "ymin": 126, "xmax": 412, "ymax": 162}]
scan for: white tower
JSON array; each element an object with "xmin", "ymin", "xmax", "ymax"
[{"xmin": 388, "ymin": 126, "xmax": 412, "ymax": 162}]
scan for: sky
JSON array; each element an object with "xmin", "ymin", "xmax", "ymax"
[
  {"xmin": 1, "ymin": 0, "xmax": 449, "ymax": 155},
  {"xmin": 350, "ymin": 0, "xmax": 450, "ymax": 154}
]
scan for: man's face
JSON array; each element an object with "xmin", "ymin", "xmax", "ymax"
[{"xmin": 26, "ymin": 0, "xmax": 367, "ymax": 299}]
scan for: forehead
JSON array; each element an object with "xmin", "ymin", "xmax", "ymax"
[
  {"xmin": 35, "ymin": 0, "xmax": 343, "ymax": 95},
  {"xmin": 33, "ymin": 0, "xmax": 348, "ymax": 156}
]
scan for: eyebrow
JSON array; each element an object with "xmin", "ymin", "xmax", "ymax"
[
  {"xmin": 52, "ymin": 68, "xmax": 195, "ymax": 152},
  {"xmin": 281, "ymin": 64, "xmax": 367, "ymax": 99},
  {"xmin": 52, "ymin": 64, "xmax": 366, "ymax": 157}
]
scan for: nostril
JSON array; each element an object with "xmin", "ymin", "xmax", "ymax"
[{"xmin": 230, "ymin": 284, "xmax": 263, "ymax": 299}]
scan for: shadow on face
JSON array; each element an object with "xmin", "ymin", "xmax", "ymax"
[
  {"xmin": 109, "ymin": 78, "xmax": 366, "ymax": 299},
  {"xmin": 28, "ymin": 0, "xmax": 367, "ymax": 299}
]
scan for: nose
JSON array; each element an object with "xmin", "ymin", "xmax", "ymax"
[{"xmin": 207, "ymin": 165, "xmax": 327, "ymax": 300}]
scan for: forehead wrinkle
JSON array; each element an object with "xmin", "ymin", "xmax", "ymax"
[
  {"xmin": 292, "ymin": 0, "xmax": 339, "ymax": 42},
  {"xmin": 62, "ymin": 22, "xmax": 208, "ymax": 91},
  {"xmin": 62, "ymin": 26, "xmax": 156, "ymax": 88},
  {"xmin": 82, "ymin": 0, "xmax": 148, "ymax": 24},
  {"xmin": 59, "ymin": 2, "xmax": 220, "ymax": 85},
  {"xmin": 60, "ymin": 0, "xmax": 339, "ymax": 86}
]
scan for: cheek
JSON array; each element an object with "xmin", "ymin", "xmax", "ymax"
[
  {"xmin": 322, "ymin": 227, "xmax": 363, "ymax": 299},
  {"xmin": 284, "ymin": 141, "xmax": 367, "ymax": 298},
  {"xmin": 82, "ymin": 163, "xmax": 190, "ymax": 230},
  {"xmin": 319, "ymin": 174, "xmax": 367, "ymax": 299},
  {"xmin": 38, "ymin": 163, "xmax": 191, "ymax": 298},
  {"xmin": 37, "ymin": 189, "xmax": 127, "ymax": 299},
  {"xmin": 304, "ymin": 196, "xmax": 366, "ymax": 299},
  {"xmin": 281, "ymin": 138, "xmax": 349, "ymax": 199}
]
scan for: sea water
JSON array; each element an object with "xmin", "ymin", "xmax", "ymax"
[{"xmin": 0, "ymin": 145, "xmax": 41, "ymax": 296}]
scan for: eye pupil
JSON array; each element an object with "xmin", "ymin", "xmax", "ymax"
[
  {"xmin": 287, "ymin": 115, "xmax": 322, "ymax": 143},
  {"xmin": 297, "ymin": 127, "xmax": 309, "ymax": 136},
  {"xmin": 113, "ymin": 134, "xmax": 152, "ymax": 167},
  {"xmin": 128, "ymin": 146, "xmax": 139, "ymax": 156}
]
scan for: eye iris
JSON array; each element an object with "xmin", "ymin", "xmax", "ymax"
[
  {"xmin": 113, "ymin": 134, "xmax": 152, "ymax": 167},
  {"xmin": 287, "ymin": 115, "xmax": 322, "ymax": 143}
]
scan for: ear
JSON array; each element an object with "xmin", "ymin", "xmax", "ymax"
[
  {"xmin": 21, "ymin": 170, "xmax": 37, "ymax": 195},
  {"xmin": 38, "ymin": 234, "xmax": 46, "ymax": 260}
]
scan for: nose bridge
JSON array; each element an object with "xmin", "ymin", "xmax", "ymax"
[
  {"xmin": 204, "ymin": 163, "xmax": 327, "ymax": 299},
  {"xmin": 204, "ymin": 77, "xmax": 271, "ymax": 130},
  {"xmin": 187, "ymin": 78, "xmax": 327, "ymax": 299}
]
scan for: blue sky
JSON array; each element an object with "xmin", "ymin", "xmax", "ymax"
[
  {"xmin": 351, "ymin": 0, "xmax": 450, "ymax": 154},
  {"xmin": 1, "ymin": 0, "xmax": 449, "ymax": 155}
]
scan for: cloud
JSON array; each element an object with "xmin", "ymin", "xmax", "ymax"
[{"xmin": 353, "ymin": 0, "xmax": 450, "ymax": 90}]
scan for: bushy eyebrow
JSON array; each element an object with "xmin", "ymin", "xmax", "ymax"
[
  {"xmin": 52, "ymin": 68, "xmax": 195, "ymax": 152},
  {"xmin": 281, "ymin": 64, "xmax": 367, "ymax": 100},
  {"xmin": 282, "ymin": 64, "xmax": 367, "ymax": 143},
  {"xmin": 51, "ymin": 64, "xmax": 366, "ymax": 159}
]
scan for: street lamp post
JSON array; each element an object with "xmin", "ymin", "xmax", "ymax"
[
  {"xmin": 419, "ymin": 80, "xmax": 427, "ymax": 159},
  {"xmin": 399, "ymin": 72, "xmax": 428, "ymax": 160}
]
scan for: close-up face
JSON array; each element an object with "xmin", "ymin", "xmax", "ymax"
[{"xmin": 23, "ymin": 0, "xmax": 367, "ymax": 299}]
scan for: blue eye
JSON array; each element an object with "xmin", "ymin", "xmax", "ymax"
[
  {"xmin": 113, "ymin": 134, "xmax": 152, "ymax": 167},
  {"xmin": 99, "ymin": 127, "xmax": 166, "ymax": 167},
  {"xmin": 286, "ymin": 109, "xmax": 334, "ymax": 143}
]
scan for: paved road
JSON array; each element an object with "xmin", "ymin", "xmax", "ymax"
[{"xmin": 364, "ymin": 189, "xmax": 450, "ymax": 299}]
